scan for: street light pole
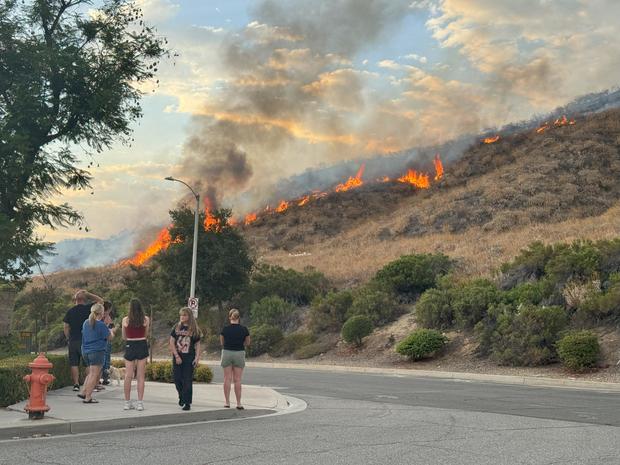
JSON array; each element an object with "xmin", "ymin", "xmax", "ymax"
[{"xmin": 164, "ymin": 176, "xmax": 200, "ymax": 309}]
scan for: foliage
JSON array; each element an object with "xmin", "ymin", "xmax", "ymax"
[
  {"xmin": 485, "ymin": 305, "xmax": 569, "ymax": 366},
  {"xmin": 396, "ymin": 329, "xmax": 448, "ymax": 361},
  {"xmin": 194, "ymin": 364, "xmax": 214, "ymax": 383},
  {"xmin": 144, "ymin": 360, "xmax": 212, "ymax": 382},
  {"xmin": 250, "ymin": 296, "xmax": 296, "ymax": 331},
  {"xmin": 452, "ymin": 279, "xmax": 502, "ymax": 329},
  {"xmin": 308, "ymin": 289, "xmax": 353, "ymax": 333},
  {"xmin": 373, "ymin": 253, "xmax": 453, "ymax": 299},
  {"xmin": 574, "ymin": 277, "xmax": 620, "ymax": 325},
  {"xmin": 0, "ymin": 354, "xmax": 76, "ymax": 407},
  {"xmin": 341, "ymin": 315, "xmax": 373, "ymax": 347},
  {"xmin": 157, "ymin": 207, "xmax": 254, "ymax": 308},
  {"xmin": 502, "ymin": 279, "xmax": 551, "ymax": 306},
  {"xmin": 414, "ymin": 288, "xmax": 454, "ymax": 330},
  {"xmin": 269, "ymin": 332, "xmax": 315, "ymax": 357},
  {"xmin": 500, "ymin": 241, "xmax": 555, "ymax": 288},
  {"xmin": 293, "ymin": 341, "xmax": 333, "ymax": 359},
  {"xmin": 0, "ymin": 333, "xmax": 20, "ymax": 358},
  {"xmin": 544, "ymin": 241, "xmax": 602, "ymax": 289},
  {"xmin": 347, "ymin": 285, "xmax": 400, "ymax": 326},
  {"xmin": 556, "ymin": 331, "xmax": 600, "ymax": 372},
  {"xmin": 241, "ymin": 264, "xmax": 329, "ymax": 307},
  {"xmin": 0, "ymin": 0, "xmax": 168, "ymax": 282},
  {"xmin": 246, "ymin": 324, "xmax": 283, "ymax": 357}
]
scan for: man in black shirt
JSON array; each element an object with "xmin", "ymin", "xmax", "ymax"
[{"xmin": 63, "ymin": 289, "xmax": 103, "ymax": 390}]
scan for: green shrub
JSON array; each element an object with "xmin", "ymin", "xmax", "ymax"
[
  {"xmin": 146, "ymin": 361, "xmax": 173, "ymax": 382},
  {"xmin": 293, "ymin": 341, "xmax": 333, "ymax": 359},
  {"xmin": 452, "ymin": 279, "xmax": 501, "ymax": 329},
  {"xmin": 269, "ymin": 332, "xmax": 316, "ymax": 357},
  {"xmin": 0, "ymin": 354, "xmax": 77, "ymax": 407},
  {"xmin": 308, "ymin": 290, "xmax": 353, "ymax": 332},
  {"xmin": 574, "ymin": 280, "xmax": 620, "ymax": 325},
  {"xmin": 348, "ymin": 285, "xmax": 400, "ymax": 326},
  {"xmin": 557, "ymin": 331, "xmax": 600, "ymax": 372},
  {"xmin": 194, "ymin": 364, "xmax": 214, "ymax": 383},
  {"xmin": 502, "ymin": 279, "xmax": 551, "ymax": 306},
  {"xmin": 489, "ymin": 305, "xmax": 569, "ymax": 366},
  {"xmin": 415, "ymin": 288, "xmax": 454, "ymax": 330},
  {"xmin": 396, "ymin": 329, "xmax": 448, "ymax": 361},
  {"xmin": 243, "ymin": 264, "xmax": 329, "ymax": 306},
  {"xmin": 341, "ymin": 315, "xmax": 373, "ymax": 347},
  {"xmin": 474, "ymin": 303, "xmax": 515, "ymax": 356},
  {"xmin": 544, "ymin": 241, "xmax": 602, "ymax": 289},
  {"xmin": 500, "ymin": 241, "xmax": 555, "ymax": 288},
  {"xmin": 0, "ymin": 333, "xmax": 20, "ymax": 359},
  {"xmin": 246, "ymin": 324, "xmax": 283, "ymax": 357},
  {"xmin": 250, "ymin": 295, "xmax": 296, "ymax": 330},
  {"xmin": 373, "ymin": 253, "xmax": 453, "ymax": 299},
  {"xmin": 111, "ymin": 359, "xmax": 126, "ymax": 368}
]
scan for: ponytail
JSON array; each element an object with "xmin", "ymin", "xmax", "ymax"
[{"xmin": 89, "ymin": 303, "xmax": 104, "ymax": 328}]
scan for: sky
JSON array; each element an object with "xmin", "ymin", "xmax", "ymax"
[{"xmin": 41, "ymin": 0, "xmax": 620, "ymax": 243}]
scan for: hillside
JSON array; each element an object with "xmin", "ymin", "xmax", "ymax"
[{"xmin": 243, "ymin": 108, "xmax": 620, "ymax": 285}]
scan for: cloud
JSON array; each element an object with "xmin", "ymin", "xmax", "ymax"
[{"xmin": 136, "ymin": 0, "xmax": 180, "ymax": 23}]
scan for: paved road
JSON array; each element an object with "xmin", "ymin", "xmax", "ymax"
[{"xmin": 2, "ymin": 368, "xmax": 618, "ymax": 465}]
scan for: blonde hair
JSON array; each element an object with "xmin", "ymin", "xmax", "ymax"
[
  {"xmin": 177, "ymin": 307, "xmax": 202, "ymax": 337},
  {"xmin": 89, "ymin": 303, "xmax": 104, "ymax": 328},
  {"xmin": 228, "ymin": 308, "xmax": 240, "ymax": 321}
]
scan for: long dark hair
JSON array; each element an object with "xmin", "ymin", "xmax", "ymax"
[{"xmin": 128, "ymin": 298, "xmax": 145, "ymax": 328}]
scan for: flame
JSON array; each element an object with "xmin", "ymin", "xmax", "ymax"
[
  {"xmin": 244, "ymin": 213, "xmax": 257, "ymax": 225},
  {"xmin": 203, "ymin": 198, "xmax": 220, "ymax": 231},
  {"xmin": 335, "ymin": 164, "xmax": 365, "ymax": 192},
  {"xmin": 483, "ymin": 135, "xmax": 500, "ymax": 144},
  {"xmin": 275, "ymin": 200, "xmax": 289, "ymax": 213},
  {"xmin": 554, "ymin": 115, "xmax": 576, "ymax": 127},
  {"xmin": 536, "ymin": 122, "xmax": 550, "ymax": 134},
  {"xmin": 397, "ymin": 169, "xmax": 430, "ymax": 189},
  {"xmin": 122, "ymin": 228, "xmax": 172, "ymax": 267},
  {"xmin": 433, "ymin": 154, "xmax": 444, "ymax": 181},
  {"xmin": 297, "ymin": 195, "xmax": 310, "ymax": 206}
]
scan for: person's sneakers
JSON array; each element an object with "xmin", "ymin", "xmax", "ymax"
[
  {"xmin": 182, "ymin": 404, "xmax": 191, "ymax": 411},
  {"xmin": 73, "ymin": 384, "xmax": 80, "ymax": 392},
  {"xmin": 136, "ymin": 401, "xmax": 144, "ymax": 411},
  {"xmin": 178, "ymin": 398, "xmax": 184, "ymax": 406},
  {"xmin": 102, "ymin": 379, "xmax": 110, "ymax": 386},
  {"xmin": 123, "ymin": 400, "xmax": 134, "ymax": 410}
]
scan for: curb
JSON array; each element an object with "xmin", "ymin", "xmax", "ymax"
[{"xmin": 0, "ymin": 407, "xmax": 276, "ymax": 441}]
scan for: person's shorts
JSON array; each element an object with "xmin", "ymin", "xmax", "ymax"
[
  {"xmin": 124, "ymin": 340, "xmax": 149, "ymax": 361},
  {"xmin": 82, "ymin": 350, "xmax": 105, "ymax": 367},
  {"xmin": 68, "ymin": 339, "xmax": 82, "ymax": 366},
  {"xmin": 221, "ymin": 349, "xmax": 245, "ymax": 368}
]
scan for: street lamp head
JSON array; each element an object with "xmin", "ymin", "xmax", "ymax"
[{"xmin": 164, "ymin": 176, "xmax": 175, "ymax": 181}]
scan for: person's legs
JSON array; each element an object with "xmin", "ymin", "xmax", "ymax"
[
  {"xmin": 68, "ymin": 340, "xmax": 81, "ymax": 386},
  {"xmin": 124, "ymin": 359, "xmax": 135, "ymax": 401},
  {"xmin": 181, "ymin": 355, "xmax": 194, "ymax": 406},
  {"xmin": 84, "ymin": 365, "xmax": 101, "ymax": 401},
  {"xmin": 222, "ymin": 365, "xmax": 233, "ymax": 407},
  {"xmin": 232, "ymin": 367, "xmax": 244, "ymax": 407},
  {"xmin": 102, "ymin": 342, "xmax": 112, "ymax": 383},
  {"xmin": 136, "ymin": 358, "xmax": 147, "ymax": 401},
  {"xmin": 173, "ymin": 358, "xmax": 183, "ymax": 404}
]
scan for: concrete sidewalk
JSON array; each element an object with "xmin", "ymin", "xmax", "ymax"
[{"xmin": 0, "ymin": 381, "xmax": 290, "ymax": 441}]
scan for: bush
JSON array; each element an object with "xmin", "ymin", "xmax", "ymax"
[
  {"xmin": 348, "ymin": 285, "xmax": 400, "ymax": 326},
  {"xmin": 250, "ymin": 295, "xmax": 296, "ymax": 330},
  {"xmin": 574, "ymin": 280, "xmax": 620, "ymax": 325},
  {"xmin": 293, "ymin": 341, "xmax": 333, "ymax": 359},
  {"xmin": 489, "ymin": 305, "xmax": 569, "ymax": 366},
  {"xmin": 246, "ymin": 324, "xmax": 283, "ymax": 357},
  {"xmin": 396, "ymin": 329, "xmax": 448, "ymax": 361},
  {"xmin": 452, "ymin": 279, "xmax": 501, "ymax": 329},
  {"xmin": 373, "ymin": 253, "xmax": 453, "ymax": 299},
  {"xmin": 557, "ymin": 331, "xmax": 600, "ymax": 372},
  {"xmin": 415, "ymin": 288, "xmax": 454, "ymax": 330},
  {"xmin": 502, "ymin": 279, "xmax": 551, "ymax": 306},
  {"xmin": 544, "ymin": 241, "xmax": 602, "ymax": 289},
  {"xmin": 308, "ymin": 290, "xmax": 353, "ymax": 332},
  {"xmin": 0, "ymin": 333, "xmax": 20, "ymax": 359},
  {"xmin": 0, "ymin": 354, "xmax": 77, "ymax": 407},
  {"xmin": 341, "ymin": 315, "xmax": 373, "ymax": 347},
  {"xmin": 500, "ymin": 241, "xmax": 555, "ymax": 288},
  {"xmin": 111, "ymin": 359, "xmax": 126, "ymax": 368},
  {"xmin": 269, "ymin": 332, "xmax": 315, "ymax": 357},
  {"xmin": 194, "ymin": 364, "xmax": 214, "ymax": 383}
]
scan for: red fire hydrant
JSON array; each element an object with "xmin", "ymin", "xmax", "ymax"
[{"xmin": 23, "ymin": 353, "xmax": 55, "ymax": 420}]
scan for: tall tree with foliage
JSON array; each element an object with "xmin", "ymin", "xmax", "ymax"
[
  {"xmin": 0, "ymin": 0, "xmax": 169, "ymax": 281},
  {"xmin": 157, "ymin": 207, "xmax": 254, "ymax": 313}
]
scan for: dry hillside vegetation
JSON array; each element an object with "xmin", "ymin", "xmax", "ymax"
[{"xmin": 243, "ymin": 109, "xmax": 620, "ymax": 284}]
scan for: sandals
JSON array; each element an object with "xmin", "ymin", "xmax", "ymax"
[
  {"xmin": 83, "ymin": 398, "xmax": 99, "ymax": 404},
  {"xmin": 236, "ymin": 406, "xmax": 244, "ymax": 410},
  {"xmin": 224, "ymin": 405, "xmax": 230, "ymax": 408},
  {"xmin": 77, "ymin": 394, "xmax": 86, "ymax": 399}
]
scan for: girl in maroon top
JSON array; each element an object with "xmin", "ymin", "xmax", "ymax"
[{"xmin": 122, "ymin": 298, "xmax": 150, "ymax": 411}]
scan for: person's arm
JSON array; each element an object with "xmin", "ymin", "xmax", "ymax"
[
  {"xmin": 144, "ymin": 315, "xmax": 150, "ymax": 335},
  {"xmin": 219, "ymin": 335, "xmax": 225, "ymax": 347},
  {"xmin": 102, "ymin": 322, "xmax": 112, "ymax": 342},
  {"xmin": 169, "ymin": 335, "xmax": 181, "ymax": 365},
  {"xmin": 63, "ymin": 323, "xmax": 70, "ymax": 342},
  {"xmin": 193, "ymin": 340, "xmax": 201, "ymax": 366},
  {"xmin": 121, "ymin": 317, "xmax": 127, "ymax": 340},
  {"xmin": 244, "ymin": 335, "xmax": 251, "ymax": 348},
  {"xmin": 84, "ymin": 291, "xmax": 104, "ymax": 304}
]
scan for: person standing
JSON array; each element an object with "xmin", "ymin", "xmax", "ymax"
[
  {"xmin": 79, "ymin": 303, "xmax": 111, "ymax": 403},
  {"xmin": 63, "ymin": 290, "xmax": 104, "ymax": 391},
  {"xmin": 169, "ymin": 307, "xmax": 202, "ymax": 411},
  {"xmin": 220, "ymin": 309, "xmax": 250, "ymax": 409},
  {"xmin": 101, "ymin": 301, "xmax": 116, "ymax": 386},
  {"xmin": 122, "ymin": 298, "xmax": 150, "ymax": 411}
]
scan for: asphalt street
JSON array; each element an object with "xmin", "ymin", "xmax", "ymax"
[{"xmin": 1, "ymin": 367, "xmax": 618, "ymax": 465}]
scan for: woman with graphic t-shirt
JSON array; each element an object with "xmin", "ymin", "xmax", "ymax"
[
  {"xmin": 219, "ymin": 309, "xmax": 250, "ymax": 409},
  {"xmin": 169, "ymin": 307, "xmax": 202, "ymax": 411}
]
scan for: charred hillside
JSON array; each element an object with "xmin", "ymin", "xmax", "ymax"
[{"xmin": 243, "ymin": 108, "xmax": 620, "ymax": 252}]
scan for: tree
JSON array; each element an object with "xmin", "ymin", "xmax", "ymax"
[
  {"xmin": 0, "ymin": 0, "xmax": 169, "ymax": 282},
  {"xmin": 157, "ymin": 207, "xmax": 254, "ymax": 314}
]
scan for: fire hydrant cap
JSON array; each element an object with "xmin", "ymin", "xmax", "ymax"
[{"xmin": 28, "ymin": 353, "xmax": 53, "ymax": 370}]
